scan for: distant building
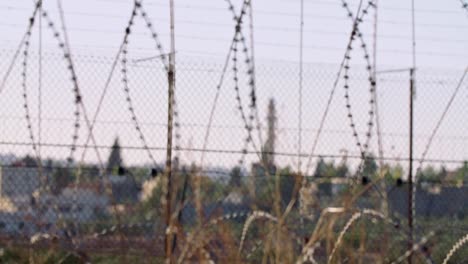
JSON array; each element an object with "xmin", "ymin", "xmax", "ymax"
[
  {"xmin": 108, "ymin": 174, "xmax": 140, "ymax": 203},
  {"xmin": 56, "ymin": 187, "xmax": 109, "ymax": 222},
  {"xmin": 0, "ymin": 167, "xmax": 41, "ymax": 198},
  {"xmin": 140, "ymin": 177, "xmax": 161, "ymax": 202},
  {"xmin": 0, "ymin": 167, "xmax": 44, "ymax": 213}
]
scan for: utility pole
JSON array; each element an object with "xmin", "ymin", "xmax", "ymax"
[
  {"xmin": 165, "ymin": 0, "xmax": 176, "ymax": 261},
  {"xmin": 408, "ymin": 68, "xmax": 415, "ymax": 264}
]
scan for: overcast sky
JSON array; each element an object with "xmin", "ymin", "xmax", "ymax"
[
  {"xmin": 0, "ymin": 0, "xmax": 467, "ymax": 172},
  {"xmin": 1, "ymin": 0, "xmax": 467, "ymax": 67}
]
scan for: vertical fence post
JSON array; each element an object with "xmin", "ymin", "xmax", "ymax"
[
  {"xmin": 165, "ymin": 0, "xmax": 176, "ymax": 262},
  {"xmin": 408, "ymin": 68, "xmax": 415, "ymax": 264}
]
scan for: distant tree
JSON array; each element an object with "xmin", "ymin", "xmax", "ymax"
[
  {"xmin": 336, "ymin": 162, "xmax": 349, "ymax": 178},
  {"xmin": 313, "ymin": 157, "xmax": 339, "ymax": 178},
  {"xmin": 313, "ymin": 157, "xmax": 327, "ymax": 178},
  {"xmin": 22, "ymin": 155, "xmax": 37, "ymax": 167},
  {"xmin": 438, "ymin": 165, "xmax": 448, "ymax": 182},
  {"xmin": 384, "ymin": 164, "xmax": 404, "ymax": 183},
  {"xmin": 325, "ymin": 162, "xmax": 338, "ymax": 178},
  {"xmin": 416, "ymin": 166, "xmax": 439, "ymax": 183},
  {"xmin": 107, "ymin": 137, "xmax": 123, "ymax": 174},
  {"xmin": 460, "ymin": 161, "xmax": 468, "ymax": 183},
  {"xmin": 362, "ymin": 154, "xmax": 378, "ymax": 179},
  {"xmin": 229, "ymin": 166, "xmax": 242, "ymax": 187}
]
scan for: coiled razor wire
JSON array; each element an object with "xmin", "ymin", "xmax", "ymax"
[
  {"xmin": 196, "ymin": 0, "xmax": 255, "ymax": 231},
  {"xmin": 339, "ymin": 0, "xmax": 390, "ymax": 204},
  {"xmin": 339, "ymin": 0, "xmax": 378, "ymax": 185},
  {"xmin": 302, "ymin": 0, "xmax": 374, "ymax": 179},
  {"xmin": 238, "ymin": 211, "xmax": 278, "ymax": 254},
  {"xmin": 43, "ymin": 7, "xmax": 85, "ymax": 243},
  {"xmin": 139, "ymin": 2, "xmax": 182, "ymax": 159},
  {"xmin": 119, "ymin": 0, "xmax": 183, "ymax": 223},
  {"xmin": 19, "ymin": 1, "xmax": 48, "ymax": 239},
  {"xmin": 121, "ymin": 3, "xmax": 164, "ymax": 167},
  {"xmin": 178, "ymin": 210, "xmax": 251, "ymax": 263},
  {"xmin": 139, "ymin": 2, "xmax": 182, "ymax": 157},
  {"xmin": 121, "ymin": 0, "xmax": 182, "ymax": 164},
  {"xmin": 327, "ymin": 209, "xmax": 389, "ymax": 264},
  {"xmin": 19, "ymin": 1, "xmax": 84, "ymax": 246},
  {"xmin": 180, "ymin": 209, "xmax": 303, "ymax": 263},
  {"xmin": 442, "ymin": 232, "xmax": 468, "ymax": 264},
  {"xmin": 295, "ymin": 207, "xmax": 433, "ymax": 264},
  {"xmin": 225, "ymin": 0, "xmax": 264, "ymax": 166},
  {"xmin": 225, "ymin": 1, "xmax": 297, "ymax": 227},
  {"xmin": 341, "ymin": 0, "xmax": 376, "ymax": 158},
  {"xmin": 231, "ymin": 33, "xmax": 255, "ymax": 166},
  {"xmin": 21, "ymin": 15, "xmax": 42, "ymax": 162},
  {"xmin": 199, "ymin": 0, "xmax": 254, "ymax": 166},
  {"xmin": 296, "ymin": 0, "xmax": 378, "ymax": 234},
  {"xmin": 390, "ymin": 231, "xmax": 435, "ymax": 264}
]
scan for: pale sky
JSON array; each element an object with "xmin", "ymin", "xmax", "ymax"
[{"xmin": 0, "ymin": 0, "xmax": 467, "ymax": 173}]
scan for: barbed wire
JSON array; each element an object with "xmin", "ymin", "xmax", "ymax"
[
  {"xmin": 40, "ymin": 12, "xmax": 82, "ymax": 166},
  {"xmin": 231, "ymin": 34, "xmax": 252, "ymax": 166},
  {"xmin": 196, "ymin": 0, "xmax": 253, "ymax": 230},
  {"xmin": 18, "ymin": 0, "xmax": 49, "ymax": 241},
  {"xmin": 14, "ymin": 0, "xmax": 88, "ymax": 251},
  {"xmin": 121, "ymin": 3, "xmax": 158, "ymax": 167},
  {"xmin": 224, "ymin": 0, "xmax": 263, "ymax": 167},
  {"xmin": 339, "ymin": 2, "xmax": 388, "ymax": 208},
  {"xmin": 341, "ymin": 1, "xmax": 376, "ymax": 159},
  {"xmin": 302, "ymin": 0, "xmax": 375, "ymax": 182},
  {"xmin": 1, "ymin": 141, "xmax": 467, "ymax": 166},
  {"xmin": 21, "ymin": 15, "xmax": 40, "ymax": 160},
  {"xmin": 442, "ymin": 232, "xmax": 468, "ymax": 264},
  {"xmin": 138, "ymin": 2, "xmax": 182, "ymax": 158}
]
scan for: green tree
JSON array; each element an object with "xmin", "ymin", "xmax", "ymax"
[
  {"xmin": 362, "ymin": 154, "xmax": 378, "ymax": 179},
  {"xmin": 313, "ymin": 157, "xmax": 327, "ymax": 178},
  {"xmin": 454, "ymin": 161, "xmax": 467, "ymax": 184},
  {"xmin": 336, "ymin": 162, "xmax": 349, "ymax": 178},
  {"xmin": 438, "ymin": 165, "xmax": 448, "ymax": 182},
  {"xmin": 22, "ymin": 155, "xmax": 37, "ymax": 167},
  {"xmin": 384, "ymin": 164, "xmax": 404, "ymax": 183},
  {"xmin": 313, "ymin": 157, "xmax": 340, "ymax": 178},
  {"xmin": 416, "ymin": 165, "xmax": 438, "ymax": 183}
]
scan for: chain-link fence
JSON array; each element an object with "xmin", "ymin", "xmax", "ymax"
[{"xmin": 0, "ymin": 24, "xmax": 468, "ymax": 262}]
